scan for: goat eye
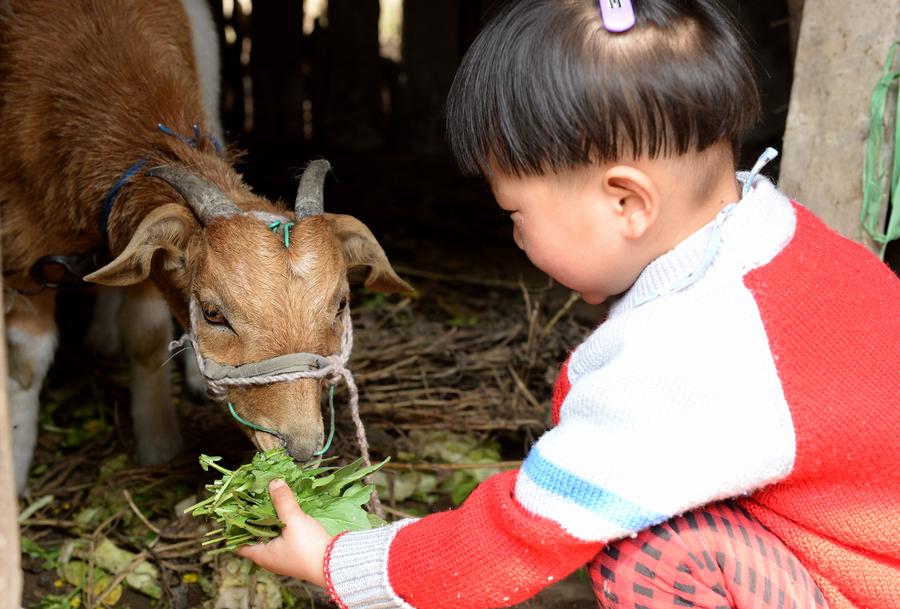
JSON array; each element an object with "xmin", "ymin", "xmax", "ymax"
[{"xmin": 201, "ymin": 304, "xmax": 227, "ymax": 325}]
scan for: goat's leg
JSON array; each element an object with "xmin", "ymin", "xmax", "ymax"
[
  {"xmin": 6, "ymin": 290, "xmax": 58, "ymax": 495},
  {"xmin": 120, "ymin": 281, "xmax": 183, "ymax": 465},
  {"xmin": 85, "ymin": 286, "xmax": 123, "ymax": 357}
]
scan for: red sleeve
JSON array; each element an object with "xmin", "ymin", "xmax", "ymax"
[
  {"xmin": 550, "ymin": 356, "xmax": 572, "ymax": 426},
  {"xmin": 387, "ymin": 470, "xmax": 602, "ymax": 609}
]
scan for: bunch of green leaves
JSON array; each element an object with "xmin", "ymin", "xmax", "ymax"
[{"xmin": 186, "ymin": 448, "xmax": 386, "ymax": 554}]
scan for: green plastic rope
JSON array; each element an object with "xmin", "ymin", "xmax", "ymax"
[
  {"xmin": 227, "ymin": 401, "xmax": 279, "ymax": 436},
  {"xmin": 861, "ymin": 41, "xmax": 900, "ymax": 260},
  {"xmin": 225, "ymin": 384, "xmax": 336, "ymax": 456},
  {"xmin": 314, "ymin": 385, "xmax": 336, "ymax": 456},
  {"xmin": 269, "ymin": 220, "xmax": 296, "ymax": 248}
]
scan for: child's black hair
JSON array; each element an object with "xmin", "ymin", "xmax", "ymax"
[{"xmin": 446, "ymin": 0, "xmax": 762, "ymax": 177}]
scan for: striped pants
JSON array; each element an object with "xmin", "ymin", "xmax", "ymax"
[{"xmin": 590, "ymin": 502, "xmax": 828, "ymax": 609}]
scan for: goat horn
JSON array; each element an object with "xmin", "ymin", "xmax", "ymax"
[
  {"xmin": 294, "ymin": 159, "xmax": 330, "ymax": 221},
  {"xmin": 145, "ymin": 166, "xmax": 240, "ymax": 225}
]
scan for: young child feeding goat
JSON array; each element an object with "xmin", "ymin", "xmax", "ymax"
[{"xmin": 239, "ymin": 1, "xmax": 900, "ymax": 608}]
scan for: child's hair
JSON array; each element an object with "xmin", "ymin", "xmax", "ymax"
[{"xmin": 446, "ymin": 0, "xmax": 762, "ymax": 177}]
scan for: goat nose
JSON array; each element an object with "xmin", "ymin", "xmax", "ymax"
[{"xmin": 283, "ymin": 432, "xmax": 323, "ymax": 464}]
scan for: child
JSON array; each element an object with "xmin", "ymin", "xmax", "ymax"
[{"xmin": 240, "ymin": 1, "xmax": 900, "ymax": 608}]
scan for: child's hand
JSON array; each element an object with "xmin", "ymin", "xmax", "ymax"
[{"xmin": 237, "ymin": 479, "xmax": 333, "ymax": 587}]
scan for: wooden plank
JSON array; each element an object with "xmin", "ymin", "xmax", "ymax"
[
  {"xmin": 403, "ymin": 0, "xmax": 460, "ymax": 152},
  {"xmin": 0, "ymin": 237, "xmax": 21, "ymax": 607},
  {"xmin": 786, "ymin": 0, "xmax": 804, "ymax": 60},
  {"xmin": 250, "ymin": 0, "xmax": 305, "ymax": 147},
  {"xmin": 323, "ymin": 0, "xmax": 382, "ymax": 150},
  {"xmin": 778, "ymin": 0, "xmax": 900, "ymax": 251}
]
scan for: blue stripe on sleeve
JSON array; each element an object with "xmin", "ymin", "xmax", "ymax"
[{"xmin": 522, "ymin": 446, "xmax": 667, "ymax": 532}]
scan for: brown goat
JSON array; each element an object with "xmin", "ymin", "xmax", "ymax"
[{"xmin": 0, "ymin": 0, "xmax": 411, "ymax": 494}]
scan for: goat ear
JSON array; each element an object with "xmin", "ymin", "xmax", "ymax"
[
  {"xmin": 85, "ymin": 204, "xmax": 195, "ymax": 286},
  {"xmin": 325, "ymin": 213, "xmax": 414, "ymax": 295}
]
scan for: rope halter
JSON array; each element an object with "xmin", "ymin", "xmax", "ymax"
[{"xmin": 170, "ymin": 297, "xmax": 372, "ymax": 464}]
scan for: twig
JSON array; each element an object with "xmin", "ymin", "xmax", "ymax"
[
  {"xmin": 380, "ymin": 505, "xmax": 420, "ymax": 520},
  {"xmin": 520, "ymin": 280, "xmax": 542, "ymax": 369},
  {"xmin": 93, "ymin": 510, "xmax": 126, "ymax": 538},
  {"xmin": 17, "ymin": 494, "xmax": 54, "ymax": 523},
  {"xmin": 539, "ymin": 291, "xmax": 581, "ymax": 341},
  {"xmin": 248, "ymin": 568, "xmax": 258, "ymax": 608},
  {"xmin": 154, "ymin": 538, "xmax": 204, "ymax": 557},
  {"xmin": 123, "ymin": 489, "xmax": 162, "ymax": 536},
  {"xmin": 145, "ymin": 543, "xmax": 176, "ymax": 606},
  {"xmin": 50, "ymin": 482, "xmax": 98, "ymax": 494},
  {"xmin": 508, "ymin": 365, "xmax": 543, "ymax": 411},
  {"xmin": 393, "ymin": 265, "xmax": 552, "ymax": 291},
  {"xmin": 354, "ymin": 356, "xmax": 422, "ymax": 382},
  {"xmin": 86, "ymin": 542, "xmax": 96, "ymax": 609},
  {"xmin": 122, "ymin": 490, "xmax": 203, "ymax": 540},
  {"xmin": 86, "ymin": 509, "xmax": 127, "ymax": 609},
  {"xmin": 159, "ymin": 560, "xmax": 202, "ymax": 573},
  {"xmin": 19, "ymin": 518, "xmax": 81, "ymax": 529},
  {"xmin": 383, "ymin": 461, "xmax": 521, "ymax": 471},
  {"xmin": 383, "ymin": 421, "xmax": 545, "ymax": 432},
  {"xmin": 369, "ymin": 297, "xmax": 413, "ymax": 333},
  {"xmin": 32, "ymin": 455, "xmax": 86, "ymax": 494}
]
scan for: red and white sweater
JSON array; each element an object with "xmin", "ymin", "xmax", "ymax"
[{"xmin": 325, "ymin": 176, "xmax": 900, "ymax": 609}]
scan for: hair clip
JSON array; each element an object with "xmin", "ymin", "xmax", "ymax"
[{"xmin": 599, "ymin": 0, "xmax": 635, "ymax": 32}]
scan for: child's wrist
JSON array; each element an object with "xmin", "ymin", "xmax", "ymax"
[{"xmin": 322, "ymin": 532, "xmax": 349, "ymax": 605}]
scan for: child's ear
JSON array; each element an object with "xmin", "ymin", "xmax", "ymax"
[{"xmin": 601, "ymin": 166, "xmax": 660, "ymax": 240}]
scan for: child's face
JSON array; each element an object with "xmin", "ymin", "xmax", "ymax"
[
  {"xmin": 488, "ymin": 147, "xmax": 742, "ymax": 305},
  {"xmin": 489, "ymin": 169, "xmax": 645, "ymax": 304}
]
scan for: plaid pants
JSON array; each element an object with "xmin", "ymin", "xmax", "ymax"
[{"xmin": 590, "ymin": 502, "xmax": 828, "ymax": 609}]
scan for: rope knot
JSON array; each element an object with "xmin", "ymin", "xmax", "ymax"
[{"xmin": 322, "ymin": 356, "xmax": 345, "ymax": 383}]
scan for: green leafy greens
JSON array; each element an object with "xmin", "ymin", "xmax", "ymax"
[{"xmin": 186, "ymin": 448, "xmax": 386, "ymax": 554}]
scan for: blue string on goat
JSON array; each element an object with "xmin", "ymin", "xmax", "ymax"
[
  {"xmin": 99, "ymin": 158, "xmax": 149, "ymax": 236},
  {"xmin": 99, "ymin": 122, "xmax": 223, "ymax": 239},
  {"xmin": 157, "ymin": 122, "xmax": 223, "ymax": 156}
]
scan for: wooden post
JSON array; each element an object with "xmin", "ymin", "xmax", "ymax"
[
  {"xmin": 786, "ymin": 0, "xmax": 804, "ymax": 61},
  {"xmin": 323, "ymin": 0, "xmax": 383, "ymax": 150},
  {"xmin": 402, "ymin": 0, "xmax": 460, "ymax": 153},
  {"xmin": 0, "ymin": 239, "xmax": 21, "ymax": 606},
  {"xmin": 250, "ymin": 0, "xmax": 306, "ymax": 147},
  {"xmin": 778, "ymin": 0, "xmax": 900, "ymax": 250}
]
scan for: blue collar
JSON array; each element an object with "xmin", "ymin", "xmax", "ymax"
[
  {"xmin": 99, "ymin": 157, "xmax": 149, "ymax": 238},
  {"xmin": 98, "ymin": 123, "xmax": 223, "ymax": 241}
]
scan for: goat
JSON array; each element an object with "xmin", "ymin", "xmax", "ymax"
[{"xmin": 0, "ymin": 0, "xmax": 412, "ymax": 494}]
